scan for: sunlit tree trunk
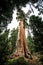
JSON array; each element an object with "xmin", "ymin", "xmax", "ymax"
[
  {"xmin": 10, "ymin": 20, "xmax": 32, "ymax": 59},
  {"xmin": 17, "ymin": 20, "xmax": 32, "ymax": 58}
]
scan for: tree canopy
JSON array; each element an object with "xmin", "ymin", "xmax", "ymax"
[
  {"xmin": 0, "ymin": 0, "xmax": 38, "ymax": 28},
  {"xmin": 29, "ymin": 15, "xmax": 43, "ymax": 52},
  {"xmin": 0, "ymin": 0, "xmax": 43, "ymax": 31}
]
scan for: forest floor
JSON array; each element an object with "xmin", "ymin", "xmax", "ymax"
[{"xmin": 8, "ymin": 52, "xmax": 43, "ymax": 65}]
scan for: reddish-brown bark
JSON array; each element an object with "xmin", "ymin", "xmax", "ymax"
[
  {"xmin": 10, "ymin": 20, "xmax": 32, "ymax": 59},
  {"xmin": 15, "ymin": 20, "xmax": 32, "ymax": 58}
]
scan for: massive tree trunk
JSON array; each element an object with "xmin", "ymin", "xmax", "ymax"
[
  {"xmin": 16, "ymin": 20, "xmax": 32, "ymax": 58},
  {"xmin": 17, "ymin": 20, "xmax": 31, "ymax": 58},
  {"xmin": 10, "ymin": 20, "xmax": 32, "ymax": 59}
]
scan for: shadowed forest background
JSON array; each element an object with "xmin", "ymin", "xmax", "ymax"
[{"xmin": 0, "ymin": 0, "xmax": 43, "ymax": 65}]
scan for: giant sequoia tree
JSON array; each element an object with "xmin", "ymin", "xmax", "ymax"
[{"xmin": 10, "ymin": 9, "xmax": 32, "ymax": 59}]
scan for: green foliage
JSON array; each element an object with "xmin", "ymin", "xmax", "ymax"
[
  {"xmin": 27, "ymin": 35, "xmax": 35, "ymax": 53},
  {"xmin": 0, "ymin": 0, "xmax": 14, "ymax": 29},
  {"xmin": 10, "ymin": 28, "xmax": 18, "ymax": 52},
  {"xmin": 0, "ymin": 0, "xmax": 37, "ymax": 20},
  {"xmin": 29, "ymin": 15, "xmax": 43, "ymax": 52},
  {"xmin": 0, "ymin": 30, "xmax": 9, "ymax": 64},
  {"xmin": 0, "ymin": 0, "xmax": 41, "ymax": 29},
  {"xmin": 16, "ymin": 9, "xmax": 31, "ymax": 28},
  {"xmin": 16, "ymin": 9, "xmax": 26, "ymax": 28},
  {"xmin": 8, "ymin": 57, "xmax": 31, "ymax": 65}
]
